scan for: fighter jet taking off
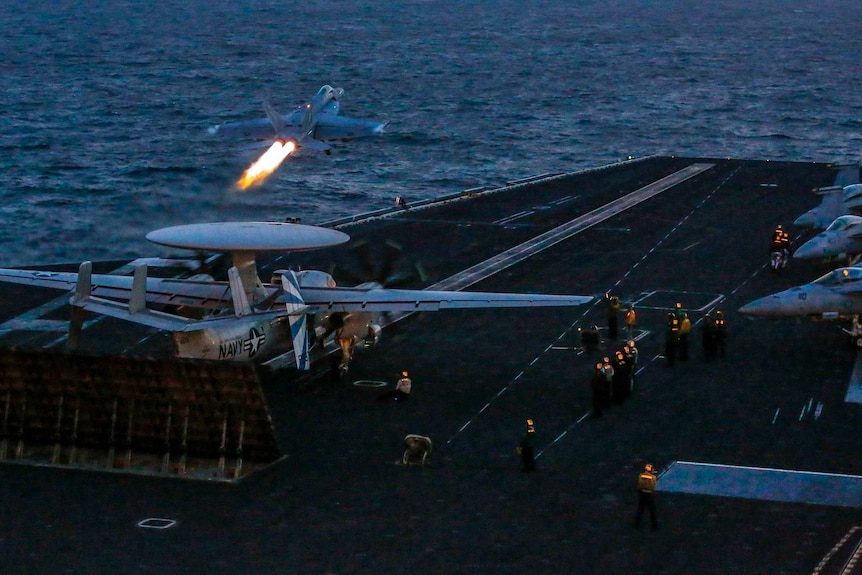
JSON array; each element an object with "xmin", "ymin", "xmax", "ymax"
[{"xmin": 208, "ymin": 85, "xmax": 388, "ymax": 154}]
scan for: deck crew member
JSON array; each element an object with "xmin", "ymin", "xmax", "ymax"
[
  {"xmin": 612, "ymin": 349, "xmax": 630, "ymax": 405},
  {"xmin": 702, "ymin": 312, "xmax": 717, "ymax": 360},
  {"xmin": 591, "ymin": 362, "xmax": 607, "ymax": 417},
  {"xmin": 678, "ymin": 312, "xmax": 691, "ymax": 362},
  {"xmin": 770, "ymin": 224, "xmax": 791, "ymax": 267},
  {"xmin": 624, "ymin": 305, "xmax": 637, "ymax": 340},
  {"xmin": 634, "ymin": 463, "xmax": 659, "ymax": 530},
  {"xmin": 601, "ymin": 356, "xmax": 614, "ymax": 408},
  {"xmin": 714, "ymin": 311, "xmax": 727, "ymax": 358},
  {"xmin": 665, "ymin": 313, "xmax": 680, "ymax": 367},
  {"xmin": 624, "ymin": 340, "xmax": 638, "ymax": 392},
  {"xmin": 605, "ymin": 293, "xmax": 621, "ymax": 340},
  {"xmin": 378, "ymin": 371, "xmax": 412, "ymax": 401},
  {"xmin": 518, "ymin": 419, "xmax": 536, "ymax": 472}
]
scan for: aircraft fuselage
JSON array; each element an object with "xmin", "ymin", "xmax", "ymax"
[{"xmin": 172, "ymin": 316, "xmax": 292, "ymax": 363}]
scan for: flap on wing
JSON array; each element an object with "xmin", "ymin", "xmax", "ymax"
[
  {"xmin": 295, "ymin": 287, "xmax": 592, "ymax": 313},
  {"xmin": 0, "ymin": 265, "xmax": 236, "ymax": 312},
  {"xmin": 76, "ymin": 295, "xmax": 195, "ymax": 331},
  {"xmin": 296, "ymin": 138, "xmax": 331, "ymax": 152}
]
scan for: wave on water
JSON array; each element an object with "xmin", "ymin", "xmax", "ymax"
[{"xmin": 0, "ymin": 0, "xmax": 860, "ymax": 265}]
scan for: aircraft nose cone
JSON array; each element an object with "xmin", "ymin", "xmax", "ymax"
[
  {"xmin": 793, "ymin": 236, "xmax": 826, "ymax": 259},
  {"xmin": 739, "ymin": 296, "xmax": 774, "ymax": 316},
  {"xmin": 794, "ymin": 211, "xmax": 820, "ymax": 228},
  {"xmin": 739, "ymin": 288, "xmax": 804, "ymax": 317}
]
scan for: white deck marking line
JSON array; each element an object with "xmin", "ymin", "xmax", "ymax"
[
  {"xmin": 812, "ymin": 526, "xmax": 861, "ymax": 575},
  {"xmin": 137, "ymin": 518, "xmax": 176, "ymax": 529},
  {"xmin": 444, "ymin": 165, "xmax": 716, "ymax": 446},
  {"xmin": 270, "ymin": 164, "xmax": 717, "ymax": 371},
  {"xmin": 430, "ymin": 163, "xmax": 715, "ymax": 293},
  {"xmin": 660, "ymin": 461, "xmax": 862, "ymax": 508},
  {"xmin": 442, "ymin": 168, "xmax": 721, "ymax": 446},
  {"xmin": 494, "ymin": 210, "xmax": 533, "ymax": 225},
  {"xmin": 607, "ymin": 165, "xmax": 738, "ymax": 296}
]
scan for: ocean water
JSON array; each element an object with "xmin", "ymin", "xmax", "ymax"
[{"xmin": 1, "ymin": 0, "xmax": 860, "ymax": 265}]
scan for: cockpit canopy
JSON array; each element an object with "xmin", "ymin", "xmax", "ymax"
[
  {"xmin": 825, "ymin": 215, "xmax": 862, "ymax": 232},
  {"xmin": 813, "ymin": 267, "xmax": 862, "ymax": 287},
  {"xmin": 842, "ymin": 184, "xmax": 862, "ymax": 202},
  {"xmin": 317, "ymin": 85, "xmax": 336, "ymax": 98}
]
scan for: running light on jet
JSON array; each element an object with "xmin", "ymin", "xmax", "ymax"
[{"xmin": 236, "ymin": 140, "xmax": 295, "ymax": 190}]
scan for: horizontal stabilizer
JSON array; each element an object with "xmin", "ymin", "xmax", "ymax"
[{"xmin": 295, "ymin": 138, "xmax": 331, "ymax": 153}]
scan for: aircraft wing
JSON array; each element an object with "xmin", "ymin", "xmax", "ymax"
[
  {"xmin": 294, "ymin": 286, "xmax": 593, "ymax": 313},
  {"xmin": 208, "ymin": 109, "xmax": 305, "ymax": 141},
  {"xmin": 0, "ymin": 267, "xmax": 236, "ymax": 312},
  {"xmin": 312, "ymin": 115, "xmax": 388, "ymax": 141}
]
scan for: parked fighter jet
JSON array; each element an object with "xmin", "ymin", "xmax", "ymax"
[
  {"xmin": 208, "ymin": 85, "xmax": 387, "ymax": 154},
  {"xmin": 792, "ymin": 215, "xmax": 862, "ymax": 264},
  {"xmin": 794, "ymin": 184, "xmax": 862, "ymax": 229},
  {"xmin": 740, "ymin": 267, "xmax": 862, "ymax": 318},
  {"xmin": 0, "ymin": 222, "xmax": 592, "ymax": 373},
  {"xmin": 739, "ymin": 267, "xmax": 862, "ymax": 346}
]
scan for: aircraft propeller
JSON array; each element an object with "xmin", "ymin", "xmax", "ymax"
[
  {"xmin": 331, "ymin": 239, "xmax": 426, "ymax": 289},
  {"xmin": 315, "ymin": 239, "xmax": 427, "ymax": 357}
]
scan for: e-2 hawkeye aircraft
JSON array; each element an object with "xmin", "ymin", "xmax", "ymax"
[
  {"xmin": 207, "ymin": 85, "xmax": 388, "ymax": 154},
  {"xmin": 0, "ymin": 222, "xmax": 592, "ymax": 372},
  {"xmin": 739, "ymin": 266, "xmax": 862, "ymax": 347}
]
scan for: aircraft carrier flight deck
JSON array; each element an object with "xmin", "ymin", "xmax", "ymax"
[{"xmin": 0, "ymin": 156, "xmax": 861, "ymax": 574}]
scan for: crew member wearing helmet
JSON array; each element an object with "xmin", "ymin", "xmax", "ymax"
[
  {"xmin": 714, "ymin": 311, "xmax": 727, "ymax": 358},
  {"xmin": 612, "ymin": 349, "xmax": 630, "ymax": 405},
  {"xmin": 702, "ymin": 312, "xmax": 718, "ymax": 360},
  {"xmin": 518, "ymin": 419, "xmax": 536, "ymax": 472},
  {"xmin": 590, "ymin": 361, "xmax": 607, "ymax": 417},
  {"xmin": 770, "ymin": 225, "xmax": 791, "ymax": 267},
  {"xmin": 605, "ymin": 293, "xmax": 621, "ymax": 340},
  {"xmin": 377, "ymin": 370, "xmax": 413, "ymax": 402},
  {"xmin": 634, "ymin": 463, "xmax": 659, "ymax": 529},
  {"xmin": 396, "ymin": 371, "xmax": 412, "ymax": 396},
  {"xmin": 624, "ymin": 305, "xmax": 637, "ymax": 340},
  {"xmin": 665, "ymin": 312, "xmax": 680, "ymax": 367},
  {"xmin": 624, "ymin": 340, "xmax": 638, "ymax": 392}
]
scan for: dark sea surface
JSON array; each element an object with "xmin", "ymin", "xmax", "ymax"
[{"xmin": 1, "ymin": 0, "xmax": 860, "ymax": 265}]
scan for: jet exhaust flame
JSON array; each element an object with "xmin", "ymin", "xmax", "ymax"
[{"xmin": 236, "ymin": 141, "xmax": 295, "ymax": 189}]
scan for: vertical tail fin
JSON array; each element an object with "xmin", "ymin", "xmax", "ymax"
[
  {"xmin": 228, "ymin": 267, "xmax": 253, "ymax": 317},
  {"xmin": 72, "ymin": 260, "xmax": 93, "ymax": 305},
  {"xmin": 68, "ymin": 261, "xmax": 93, "ymax": 350},
  {"xmin": 262, "ymin": 100, "xmax": 286, "ymax": 134},
  {"xmin": 281, "ymin": 270, "xmax": 310, "ymax": 370}
]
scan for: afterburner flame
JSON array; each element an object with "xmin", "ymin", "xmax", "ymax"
[{"xmin": 236, "ymin": 141, "xmax": 295, "ymax": 189}]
